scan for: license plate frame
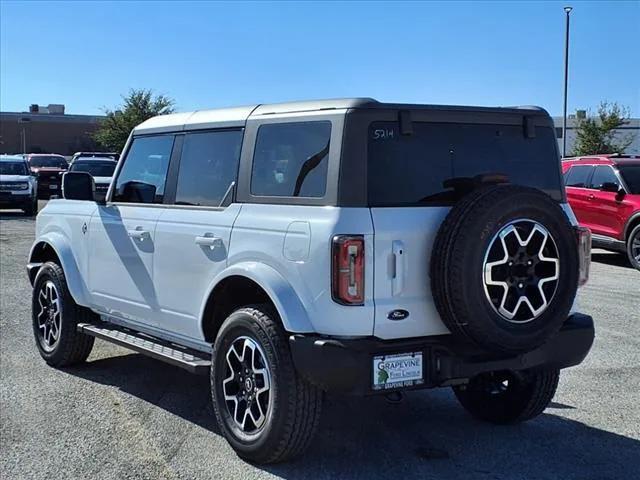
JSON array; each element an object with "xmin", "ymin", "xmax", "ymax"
[{"xmin": 372, "ymin": 352, "xmax": 424, "ymax": 391}]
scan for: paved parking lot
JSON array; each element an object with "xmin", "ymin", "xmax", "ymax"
[{"xmin": 1, "ymin": 205, "xmax": 639, "ymax": 480}]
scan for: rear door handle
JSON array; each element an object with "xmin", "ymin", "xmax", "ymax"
[
  {"xmin": 195, "ymin": 235, "xmax": 222, "ymax": 249},
  {"xmin": 588, "ymin": 194, "xmax": 595, "ymax": 200},
  {"xmin": 127, "ymin": 227, "xmax": 150, "ymax": 241},
  {"xmin": 392, "ymin": 240, "xmax": 405, "ymax": 296}
]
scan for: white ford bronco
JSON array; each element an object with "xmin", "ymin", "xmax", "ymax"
[{"xmin": 28, "ymin": 98, "xmax": 594, "ymax": 463}]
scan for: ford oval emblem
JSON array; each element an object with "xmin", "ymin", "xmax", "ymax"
[{"xmin": 387, "ymin": 309, "xmax": 410, "ymax": 321}]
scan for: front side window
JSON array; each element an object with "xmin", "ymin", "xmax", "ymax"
[
  {"xmin": 589, "ymin": 166, "xmax": 619, "ymax": 190},
  {"xmin": 175, "ymin": 130, "xmax": 243, "ymax": 207},
  {"xmin": 113, "ymin": 135, "xmax": 174, "ymax": 203},
  {"xmin": 564, "ymin": 165, "xmax": 594, "ymax": 188},
  {"xmin": 251, "ymin": 121, "xmax": 331, "ymax": 198}
]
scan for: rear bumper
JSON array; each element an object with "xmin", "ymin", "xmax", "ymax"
[{"xmin": 289, "ymin": 313, "xmax": 594, "ymax": 395}]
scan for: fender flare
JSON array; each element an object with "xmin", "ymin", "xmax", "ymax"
[
  {"xmin": 624, "ymin": 211, "xmax": 640, "ymax": 240},
  {"xmin": 199, "ymin": 262, "xmax": 314, "ymax": 335},
  {"xmin": 28, "ymin": 232, "xmax": 91, "ymax": 307}
]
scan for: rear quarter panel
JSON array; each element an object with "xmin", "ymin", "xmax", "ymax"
[{"xmin": 229, "ymin": 204, "xmax": 375, "ymax": 336}]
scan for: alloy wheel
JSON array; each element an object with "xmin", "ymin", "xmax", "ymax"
[
  {"xmin": 36, "ymin": 280, "xmax": 62, "ymax": 352},
  {"xmin": 483, "ymin": 219, "xmax": 560, "ymax": 323},
  {"xmin": 222, "ymin": 336, "xmax": 272, "ymax": 434}
]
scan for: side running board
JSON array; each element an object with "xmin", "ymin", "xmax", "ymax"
[{"xmin": 77, "ymin": 323, "xmax": 211, "ymax": 375}]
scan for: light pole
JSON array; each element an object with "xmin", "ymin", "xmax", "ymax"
[{"xmin": 562, "ymin": 6, "xmax": 573, "ymax": 158}]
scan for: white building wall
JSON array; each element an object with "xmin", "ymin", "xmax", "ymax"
[{"xmin": 553, "ymin": 117, "xmax": 640, "ymax": 157}]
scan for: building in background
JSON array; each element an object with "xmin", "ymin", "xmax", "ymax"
[
  {"xmin": 552, "ymin": 112, "xmax": 640, "ymax": 157},
  {"xmin": 0, "ymin": 104, "xmax": 106, "ymax": 156}
]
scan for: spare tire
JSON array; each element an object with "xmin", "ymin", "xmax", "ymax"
[{"xmin": 430, "ymin": 184, "xmax": 578, "ymax": 354}]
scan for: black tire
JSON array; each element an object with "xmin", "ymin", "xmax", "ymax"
[
  {"xmin": 31, "ymin": 262, "xmax": 95, "ymax": 367},
  {"xmin": 430, "ymin": 184, "xmax": 579, "ymax": 354},
  {"xmin": 626, "ymin": 224, "xmax": 640, "ymax": 271},
  {"xmin": 453, "ymin": 368, "xmax": 560, "ymax": 424},
  {"xmin": 211, "ymin": 305, "xmax": 322, "ymax": 464}
]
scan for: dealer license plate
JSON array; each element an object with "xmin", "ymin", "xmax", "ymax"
[{"xmin": 372, "ymin": 352, "xmax": 424, "ymax": 390}]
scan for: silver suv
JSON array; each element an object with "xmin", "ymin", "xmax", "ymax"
[{"xmin": 27, "ymin": 98, "xmax": 594, "ymax": 463}]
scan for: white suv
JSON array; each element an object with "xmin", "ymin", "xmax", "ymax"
[{"xmin": 27, "ymin": 99, "xmax": 594, "ymax": 463}]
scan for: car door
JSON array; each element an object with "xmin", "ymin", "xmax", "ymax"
[
  {"xmin": 564, "ymin": 164, "xmax": 595, "ymax": 229},
  {"xmin": 587, "ymin": 165, "xmax": 632, "ymax": 239},
  {"xmin": 153, "ymin": 129, "xmax": 244, "ymax": 340},
  {"xmin": 88, "ymin": 134, "xmax": 176, "ymax": 329}
]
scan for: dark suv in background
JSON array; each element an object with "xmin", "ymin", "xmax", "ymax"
[{"xmin": 26, "ymin": 154, "xmax": 68, "ymax": 198}]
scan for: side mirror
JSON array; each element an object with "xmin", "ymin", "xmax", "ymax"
[
  {"xmin": 62, "ymin": 171, "xmax": 96, "ymax": 201},
  {"xmin": 119, "ymin": 181, "xmax": 156, "ymax": 203},
  {"xmin": 601, "ymin": 182, "xmax": 621, "ymax": 193}
]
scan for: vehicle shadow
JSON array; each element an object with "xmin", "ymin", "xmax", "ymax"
[
  {"xmin": 591, "ymin": 250, "xmax": 633, "ymax": 269},
  {"xmin": 64, "ymin": 352, "xmax": 640, "ymax": 480}
]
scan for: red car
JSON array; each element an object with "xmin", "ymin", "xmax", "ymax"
[
  {"xmin": 25, "ymin": 154, "xmax": 68, "ymax": 198},
  {"xmin": 562, "ymin": 155, "xmax": 640, "ymax": 270}
]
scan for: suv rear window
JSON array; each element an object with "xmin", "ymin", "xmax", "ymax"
[{"xmin": 367, "ymin": 122, "xmax": 562, "ymax": 206}]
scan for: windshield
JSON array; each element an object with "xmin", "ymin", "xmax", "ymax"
[
  {"xmin": 367, "ymin": 122, "xmax": 563, "ymax": 206},
  {"xmin": 30, "ymin": 156, "xmax": 67, "ymax": 169},
  {"xmin": 0, "ymin": 162, "xmax": 28, "ymax": 175},
  {"xmin": 619, "ymin": 165, "xmax": 640, "ymax": 194},
  {"xmin": 70, "ymin": 161, "xmax": 116, "ymax": 177}
]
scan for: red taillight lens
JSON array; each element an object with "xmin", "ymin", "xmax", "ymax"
[
  {"xmin": 576, "ymin": 226, "xmax": 591, "ymax": 286},
  {"xmin": 332, "ymin": 235, "xmax": 365, "ymax": 305}
]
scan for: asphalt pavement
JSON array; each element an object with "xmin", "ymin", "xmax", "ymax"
[{"xmin": 1, "ymin": 204, "xmax": 639, "ymax": 480}]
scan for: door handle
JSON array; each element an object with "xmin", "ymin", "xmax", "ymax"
[
  {"xmin": 127, "ymin": 227, "xmax": 150, "ymax": 241},
  {"xmin": 391, "ymin": 240, "xmax": 405, "ymax": 296},
  {"xmin": 588, "ymin": 194, "xmax": 595, "ymax": 200},
  {"xmin": 195, "ymin": 235, "xmax": 222, "ymax": 249}
]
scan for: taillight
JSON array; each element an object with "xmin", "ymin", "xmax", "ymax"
[
  {"xmin": 332, "ymin": 235, "xmax": 365, "ymax": 305},
  {"xmin": 576, "ymin": 226, "xmax": 591, "ymax": 286}
]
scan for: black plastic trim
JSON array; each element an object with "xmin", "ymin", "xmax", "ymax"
[{"xmin": 289, "ymin": 313, "xmax": 594, "ymax": 395}]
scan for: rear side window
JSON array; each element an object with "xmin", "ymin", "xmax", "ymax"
[
  {"xmin": 565, "ymin": 165, "xmax": 594, "ymax": 188},
  {"xmin": 175, "ymin": 130, "xmax": 243, "ymax": 207},
  {"xmin": 251, "ymin": 121, "xmax": 331, "ymax": 198},
  {"xmin": 367, "ymin": 122, "xmax": 562, "ymax": 206},
  {"xmin": 589, "ymin": 165, "xmax": 619, "ymax": 190},
  {"xmin": 113, "ymin": 135, "xmax": 174, "ymax": 203}
]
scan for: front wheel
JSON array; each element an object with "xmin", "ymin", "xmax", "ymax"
[
  {"xmin": 453, "ymin": 368, "xmax": 559, "ymax": 424},
  {"xmin": 211, "ymin": 305, "xmax": 322, "ymax": 464},
  {"xmin": 626, "ymin": 224, "xmax": 640, "ymax": 271},
  {"xmin": 32, "ymin": 262, "xmax": 95, "ymax": 367}
]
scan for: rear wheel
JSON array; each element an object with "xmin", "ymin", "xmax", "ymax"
[
  {"xmin": 626, "ymin": 224, "xmax": 640, "ymax": 271},
  {"xmin": 32, "ymin": 262, "xmax": 95, "ymax": 366},
  {"xmin": 453, "ymin": 368, "xmax": 559, "ymax": 424},
  {"xmin": 211, "ymin": 305, "xmax": 322, "ymax": 464}
]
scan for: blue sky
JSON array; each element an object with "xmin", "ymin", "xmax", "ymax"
[{"xmin": 1, "ymin": 1, "xmax": 638, "ymax": 116}]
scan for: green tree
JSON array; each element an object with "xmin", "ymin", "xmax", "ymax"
[
  {"xmin": 94, "ymin": 89, "xmax": 175, "ymax": 152},
  {"xmin": 572, "ymin": 102, "xmax": 634, "ymax": 156}
]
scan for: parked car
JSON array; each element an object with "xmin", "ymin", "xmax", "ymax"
[
  {"xmin": 70, "ymin": 151, "xmax": 119, "ymax": 164},
  {"xmin": 26, "ymin": 154, "xmax": 68, "ymax": 198},
  {"xmin": 27, "ymin": 99, "xmax": 594, "ymax": 464},
  {"xmin": 68, "ymin": 157, "xmax": 117, "ymax": 201},
  {"xmin": 562, "ymin": 155, "xmax": 640, "ymax": 270},
  {"xmin": 0, "ymin": 155, "xmax": 38, "ymax": 215}
]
